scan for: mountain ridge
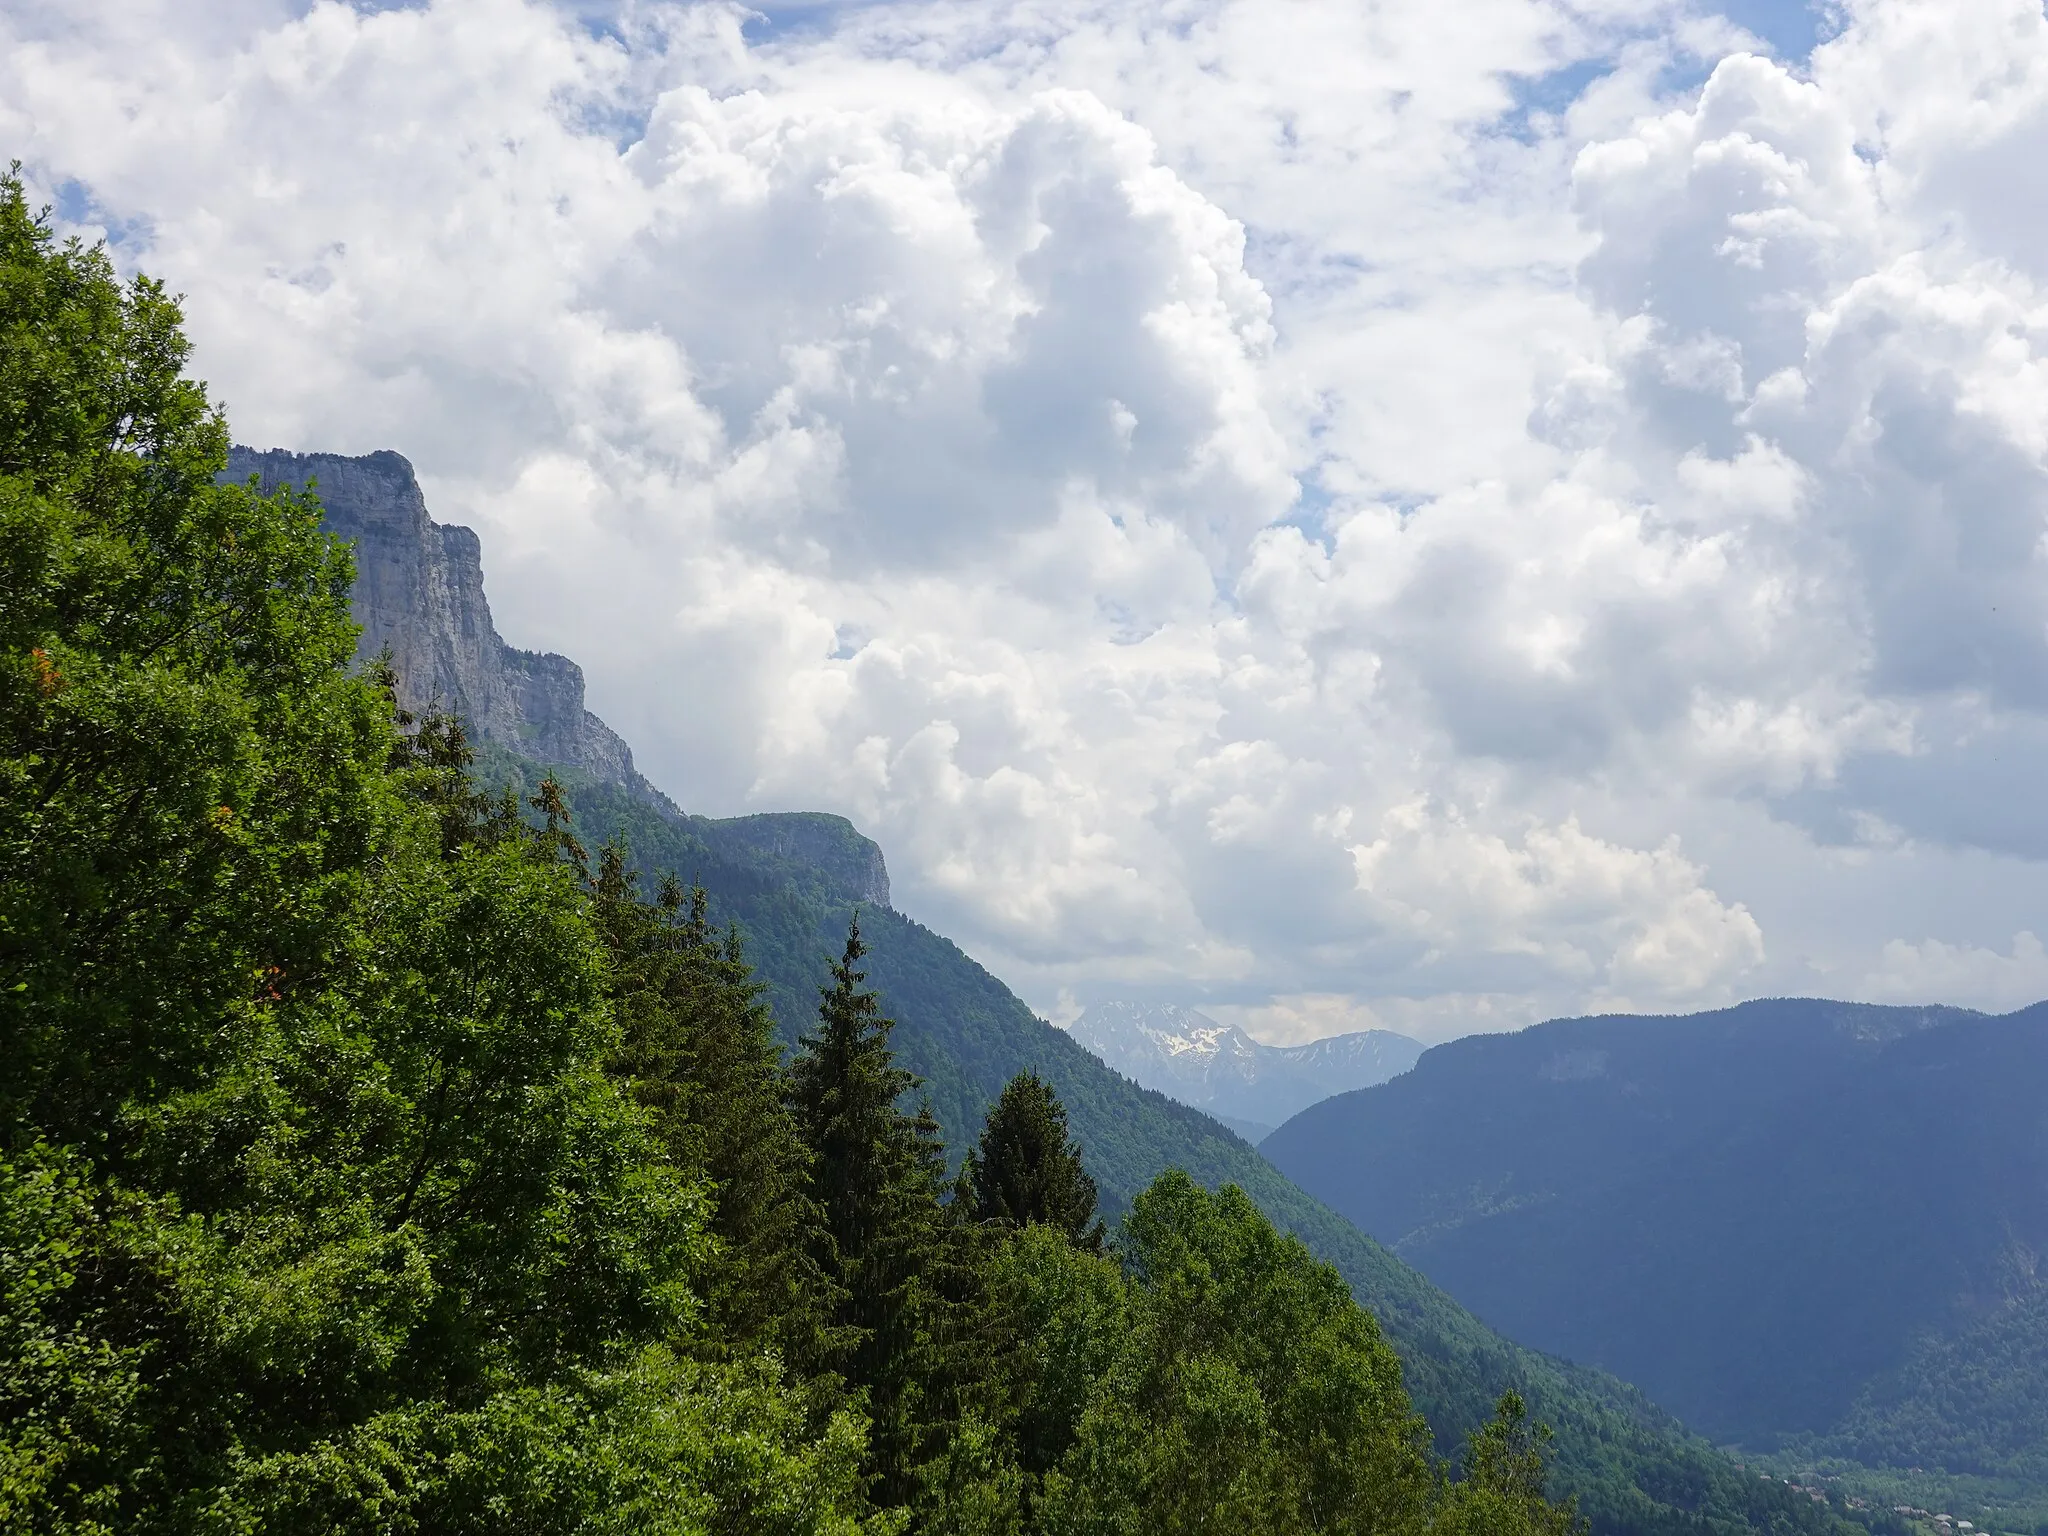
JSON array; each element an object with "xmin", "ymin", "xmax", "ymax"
[
  {"xmin": 224, "ymin": 446, "xmax": 655, "ymax": 797},
  {"xmin": 1262, "ymin": 996, "xmax": 2048, "ymax": 1519},
  {"xmin": 1070, "ymin": 1000, "xmax": 1424, "ymax": 1132},
  {"xmin": 227, "ymin": 446, "xmax": 897, "ymax": 918}
]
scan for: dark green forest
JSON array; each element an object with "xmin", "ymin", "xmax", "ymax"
[
  {"xmin": 483, "ymin": 764, "xmax": 1878, "ymax": 1536},
  {"xmin": 0, "ymin": 173, "xmax": 1607, "ymax": 1533}
]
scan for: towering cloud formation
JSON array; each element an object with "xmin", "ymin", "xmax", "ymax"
[{"xmin": 11, "ymin": 0, "xmax": 2048, "ymax": 1036}]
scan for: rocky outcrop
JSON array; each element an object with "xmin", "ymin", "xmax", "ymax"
[
  {"xmin": 225, "ymin": 446, "xmax": 646, "ymax": 793},
  {"xmin": 698, "ymin": 812, "xmax": 891, "ymax": 909},
  {"xmin": 224, "ymin": 445, "xmax": 894, "ymax": 909}
]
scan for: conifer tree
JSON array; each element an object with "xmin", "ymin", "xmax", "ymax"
[
  {"xmin": 963, "ymin": 1072, "xmax": 1105, "ymax": 1252},
  {"xmin": 529, "ymin": 769, "xmax": 589, "ymax": 874},
  {"xmin": 377, "ymin": 681, "xmax": 509, "ymax": 857},
  {"xmin": 787, "ymin": 917, "xmax": 954, "ymax": 1506},
  {"xmin": 591, "ymin": 843, "xmax": 836, "ymax": 1369}
]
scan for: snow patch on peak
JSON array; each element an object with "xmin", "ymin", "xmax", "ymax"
[{"xmin": 1068, "ymin": 1002, "xmax": 1423, "ymax": 1137}]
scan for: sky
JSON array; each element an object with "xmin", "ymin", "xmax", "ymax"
[{"xmin": 11, "ymin": 0, "xmax": 2048, "ymax": 1044}]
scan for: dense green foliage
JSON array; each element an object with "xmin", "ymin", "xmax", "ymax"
[
  {"xmin": 786, "ymin": 921, "xmax": 968, "ymax": 1508},
  {"xmin": 1747, "ymin": 1281, "xmax": 2048, "ymax": 1533},
  {"xmin": 1826, "ymin": 1282, "xmax": 2048, "ymax": 1487},
  {"xmin": 961, "ymin": 1073, "xmax": 1104, "ymax": 1252},
  {"xmin": 588, "ymin": 847, "xmax": 834, "ymax": 1371},
  {"xmin": 0, "ymin": 172, "xmax": 885, "ymax": 1535},
  {"xmin": 508, "ymin": 766, "xmax": 1869, "ymax": 1536},
  {"xmin": 1, "ymin": 174, "xmax": 1592, "ymax": 1534},
  {"xmin": 938, "ymin": 1171, "xmax": 1593, "ymax": 1536},
  {"xmin": 1028, "ymin": 1173, "xmax": 1433, "ymax": 1534}
]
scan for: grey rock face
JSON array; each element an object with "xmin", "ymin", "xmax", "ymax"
[
  {"xmin": 225, "ymin": 446, "xmax": 644, "ymax": 792},
  {"xmin": 698, "ymin": 812, "xmax": 891, "ymax": 909},
  {"xmin": 1068, "ymin": 1002, "xmax": 1423, "ymax": 1132},
  {"xmin": 223, "ymin": 445, "xmax": 896, "ymax": 910}
]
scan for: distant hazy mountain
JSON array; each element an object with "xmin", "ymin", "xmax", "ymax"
[
  {"xmin": 1069, "ymin": 1002, "xmax": 1423, "ymax": 1134},
  {"xmin": 1261, "ymin": 998, "xmax": 2048, "ymax": 1497}
]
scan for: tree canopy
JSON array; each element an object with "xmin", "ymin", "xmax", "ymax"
[
  {"xmin": 0, "ymin": 168, "xmax": 880, "ymax": 1536},
  {"xmin": 963, "ymin": 1072, "xmax": 1105, "ymax": 1252}
]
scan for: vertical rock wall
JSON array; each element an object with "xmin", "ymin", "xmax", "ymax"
[
  {"xmin": 221, "ymin": 444, "xmax": 891, "ymax": 909},
  {"xmin": 224, "ymin": 446, "xmax": 644, "ymax": 792}
]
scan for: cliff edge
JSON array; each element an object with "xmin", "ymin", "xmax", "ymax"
[
  {"xmin": 222, "ymin": 445, "xmax": 890, "ymax": 910},
  {"xmin": 226, "ymin": 446, "xmax": 646, "ymax": 792}
]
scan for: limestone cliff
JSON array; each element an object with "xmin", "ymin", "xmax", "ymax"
[
  {"xmin": 699, "ymin": 812, "xmax": 892, "ymax": 909},
  {"xmin": 225, "ymin": 446, "xmax": 647, "ymax": 793},
  {"xmin": 222, "ymin": 445, "xmax": 891, "ymax": 910}
]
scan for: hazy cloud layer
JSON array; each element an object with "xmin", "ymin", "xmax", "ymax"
[{"xmin": 12, "ymin": 0, "xmax": 2048, "ymax": 1039}]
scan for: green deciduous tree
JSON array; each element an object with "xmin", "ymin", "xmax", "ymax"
[
  {"xmin": 1433, "ymin": 1391, "xmax": 1585, "ymax": 1536},
  {"xmin": 0, "ymin": 170, "xmax": 885, "ymax": 1536},
  {"xmin": 0, "ymin": 191, "xmax": 384, "ymax": 1164},
  {"xmin": 1037, "ymin": 1172, "xmax": 1433, "ymax": 1536},
  {"xmin": 991, "ymin": 1228, "xmax": 1126, "ymax": 1486}
]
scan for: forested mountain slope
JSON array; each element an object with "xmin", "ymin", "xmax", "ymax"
[
  {"xmin": 1261, "ymin": 1001, "xmax": 2048, "ymax": 1496},
  {"xmin": 499, "ymin": 761, "xmax": 1866, "ymax": 1536}
]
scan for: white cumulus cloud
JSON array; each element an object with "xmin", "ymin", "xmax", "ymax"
[{"xmin": 11, "ymin": 0, "xmax": 2048, "ymax": 1040}]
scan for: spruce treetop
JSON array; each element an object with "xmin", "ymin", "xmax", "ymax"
[{"xmin": 966, "ymin": 1070, "xmax": 1104, "ymax": 1251}]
